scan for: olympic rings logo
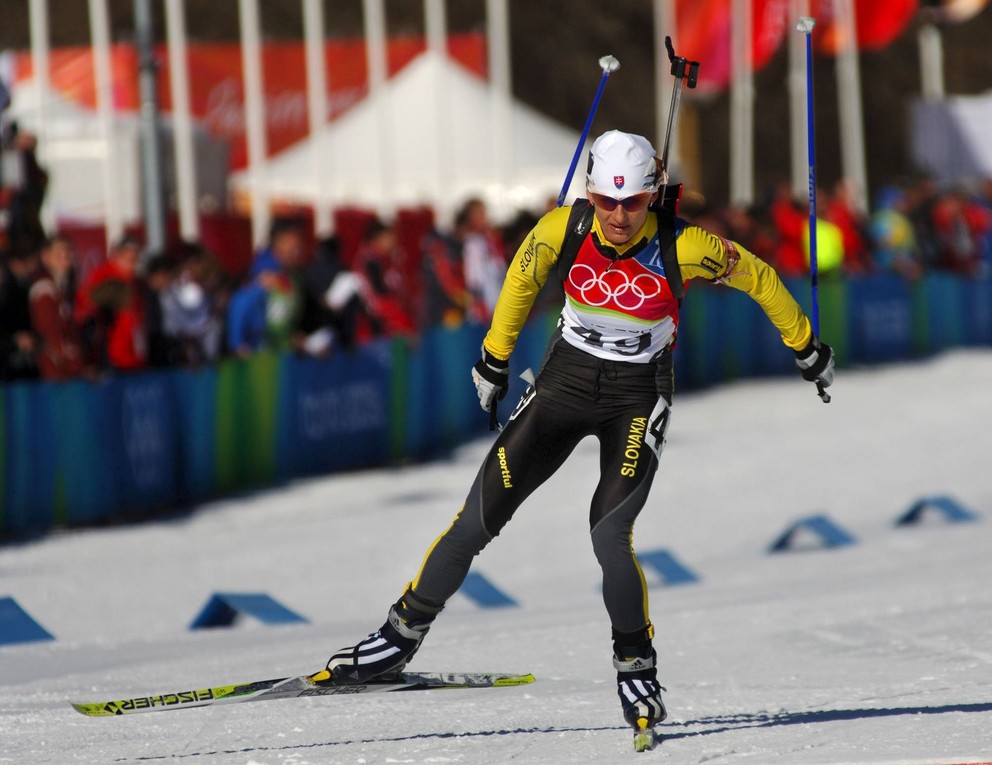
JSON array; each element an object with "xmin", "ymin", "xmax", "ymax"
[{"xmin": 567, "ymin": 263, "xmax": 663, "ymax": 310}]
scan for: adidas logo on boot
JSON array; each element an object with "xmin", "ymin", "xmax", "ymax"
[{"xmin": 613, "ymin": 627, "xmax": 668, "ymax": 729}]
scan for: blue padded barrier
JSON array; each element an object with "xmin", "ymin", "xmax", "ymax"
[
  {"xmin": 0, "ymin": 597, "xmax": 55, "ymax": 644},
  {"xmin": 769, "ymin": 514, "xmax": 858, "ymax": 552},
  {"xmin": 189, "ymin": 592, "xmax": 309, "ymax": 629},
  {"xmin": 895, "ymin": 495, "xmax": 979, "ymax": 526},
  {"xmin": 457, "ymin": 572, "xmax": 519, "ymax": 608}
]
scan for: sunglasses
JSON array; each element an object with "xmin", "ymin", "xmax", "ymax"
[{"xmin": 588, "ymin": 192, "xmax": 653, "ymax": 213}]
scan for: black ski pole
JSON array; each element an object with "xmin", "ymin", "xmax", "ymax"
[{"xmin": 658, "ymin": 36, "xmax": 699, "ymax": 210}]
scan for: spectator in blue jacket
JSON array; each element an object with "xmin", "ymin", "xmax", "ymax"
[{"xmin": 226, "ymin": 218, "xmax": 306, "ymax": 357}]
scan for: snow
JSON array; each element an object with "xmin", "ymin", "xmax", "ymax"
[{"xmin": 2, "ymin": 350, "xmax": 992, "ymax": 764}]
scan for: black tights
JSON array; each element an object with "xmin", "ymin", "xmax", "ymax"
[{"xmin": 410, "ymin": 340, "xmax": 672, "ymax": 634}]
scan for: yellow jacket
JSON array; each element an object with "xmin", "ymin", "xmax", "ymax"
[{"xmin": 484, "ymin": 204, "xmax": 812, "ymax": 361}]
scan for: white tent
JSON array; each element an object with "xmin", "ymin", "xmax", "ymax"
[
  {"xmin": 6, "ymin": 80, "xmax": 227, "ymax": 227},
  {"xmin": 229, "ymin": 51, "xmax": 589, "ymax": 226}
]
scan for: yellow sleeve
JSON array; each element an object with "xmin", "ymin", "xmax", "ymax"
[
  {"xmin": 482, "ymin": 206, "xmax": 572, "ymax": 360},
  {"xmin": 676, "ymin": 224, "xmax": 813, "ymax": 351}
]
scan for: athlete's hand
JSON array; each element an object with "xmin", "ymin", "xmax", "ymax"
[
  {"xmin": 471, "ymin": 347, "xmax": 509, "ymax": 425},
  {"xmin": 795, "ymin": 334, "xmax": 834, "ymax": 400}
]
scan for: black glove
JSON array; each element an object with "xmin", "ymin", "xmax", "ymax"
[
  {"xmin": 795, "ymin": 335, "xmax": 834, "ymax": 402},
  {"xmin": 471, "ymin": 347, "xmax": 509, "ymax": 429}
]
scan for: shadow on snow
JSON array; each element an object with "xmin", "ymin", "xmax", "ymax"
[
  {"xmin": 662, "ymin": 700, "xmax": 992, "ymax": 742},
  {"xmin": 123, "ymin": 701, "xmax": 992, "ymax": 761}
]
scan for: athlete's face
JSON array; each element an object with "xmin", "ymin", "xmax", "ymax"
[{"xmin": 588, "ymin": 191, "xmax": 657, "ymax": 245}]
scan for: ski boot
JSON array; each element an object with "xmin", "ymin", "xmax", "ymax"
[
  {"xmin": 613, "ymin": 625, "xmax": 667, "ymax": 752},
  {"xmin": 313, "ymin": 589, "xmax": 443, "ymax": 685}
]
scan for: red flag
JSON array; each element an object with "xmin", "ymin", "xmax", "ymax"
[
  {"xmin": 812, "ymin": 0, "xmax": 919, "ymax": 54},
  {"xmin": 674, "ymin": 0, "xmax": 790, "ymax": 92}
]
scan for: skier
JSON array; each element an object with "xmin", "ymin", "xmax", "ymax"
[{"xmin": 314, "ymin": 130, "xmax": 835, "ymax": 735}]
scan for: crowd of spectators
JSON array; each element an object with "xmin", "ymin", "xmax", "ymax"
[
  {"xmin": 0, "ymin": 190, "xmax": 519, "ymax": 381},
  {"xmin": 2, "ymin": 167, "xmax": 992, "ymax": 383},
  {"xmin": 684, "ymin": 175, "xmax": 992, "ymax": 283}
]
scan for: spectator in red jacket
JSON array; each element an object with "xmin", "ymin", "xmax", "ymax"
[
  {"xmin": 75, "ymin": 234, "xmax": 146, "ymax": 371},
  {"xmin": 769, "ymin": 182, "xmax": 809, "ymax": 277},
  {"xmin": 825, "ymin": 178, "xmax": 871, "ymax": 274},
  {"xmin": 931, "ymin": 187, "xmax": 992, "ymax": 276},
  {"xmin": 419, "ymin": 219, "xmax": 469, "ymax": 330},
  {"xmin": 29, "ymin": 234, "xmax": 88, "ymax": 380},
  {"xmin": 353, "ymin": 218, "xmax": 415, "ymax": 338}
]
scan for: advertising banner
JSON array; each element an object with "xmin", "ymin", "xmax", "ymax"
[{"xmin": 282, "ymin": 345, "xmax": 392, "ymax": 475}]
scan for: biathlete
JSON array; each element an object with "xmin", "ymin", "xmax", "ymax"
[{"xmin": 313, "ymin": 130, "xmax": 835, "ymax": 733}]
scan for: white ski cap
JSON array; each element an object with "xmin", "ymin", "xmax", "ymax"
[{"xmin": 586, "ymin": 130, "xmax": 660, "ymax": 199}]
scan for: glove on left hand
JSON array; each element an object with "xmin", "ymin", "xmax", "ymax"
[
  {"xmin": 794, "ymin": 334, "xmax": 835, "ymax": 388},
  {"xmin": 471, "ymin": 347, "xmax": 509, "ymax": 429},
  {"xmin": 795, "ymin": 334, "xmax": 835, "ymax": 403}
]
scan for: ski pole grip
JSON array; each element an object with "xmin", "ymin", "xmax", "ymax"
[{"xmin": 665, "ymin": 36, "xmax": 700, "ymax": 88}]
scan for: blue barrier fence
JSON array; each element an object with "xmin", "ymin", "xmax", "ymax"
[{"xmin": 2, "ymin": 273, "xmax": 989, "ymax": 539}]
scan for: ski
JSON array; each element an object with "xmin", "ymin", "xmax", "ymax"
[{"xmin": 70, "ymin": 671, "xmax": 535, "ymax": 717}]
